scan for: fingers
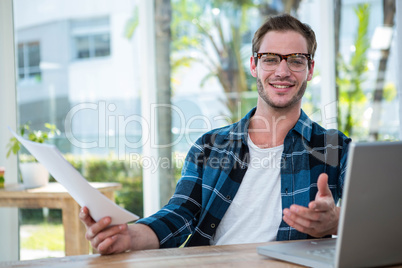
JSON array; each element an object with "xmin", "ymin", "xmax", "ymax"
[
  {"xmin": 79, "ymin": 207, "xmax": 118, "ymax": 248},
  {"xmin": 79, "ymin": 206, "xmax": 96, "ymax": 227},
  {"xmin": 88, "ymin": 221, "xmax": 128, "ymax": 250},
  {"xmin": 283, "ymin": 202, "xmax": 339, "ymax": 237},
  {"xmin": 284, "ymin": 205, "xmax": 321, "ymax": 223},
  {"xmin": 283, "ymin": 206, "xmax": 324, "ymax": 237},
  {"xmin": 283, "ymin": 211, "xmax": 314, "ymax": 235},
  {"xmin": 97, "ymin": 235, "xmax": 120, "ymax": 254},
  {"xmin": 309, "ymin": 199, "xmax": 332, "ymax": 212},
  {"xmin": 311, "ymin": 173, "xmax": 335, "ymax": 211},
  {"xmin": 86, "ymin": 217, "xmax": 112, "ymax": 241},
  {"xmin": 91, "ymin": 224, "xmax": 127, "ymax": 254},
  {"xmin": 316, "ymin": 173, "xmax": 332, "ymax": 198}
]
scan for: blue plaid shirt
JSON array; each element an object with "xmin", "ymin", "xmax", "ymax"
[{"xmin": 137, "ymin": 108, "xmax": 351, "ymax": 248}]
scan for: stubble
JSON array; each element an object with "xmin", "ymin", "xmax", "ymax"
[{"xmin": 256, "ymin": 77, "xmax": 308, "ymax": 110}]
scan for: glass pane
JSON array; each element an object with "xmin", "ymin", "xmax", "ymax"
[
  {"xmin": 27, "ymin": 42, "xmax": 40, "ymax": 67},
  {"xmin": 13, "ymin": 0, "xmax": 139, "ymax": 260},
  {"xmin": 17, "ymin": 44, "xmax": 24, "ymax": 69},
  {"xmin": 17, "ymin": 44, "xmax": 25, "ymax": 79},
  {"xmin": 337, "ymin": 0, "xmax": 398, "ymax": 141},
  {"xmin": 93, "ymin": 34, "xmax": 110, "ymax": 57},
  {"xmin": 74, "ymin": 36, "xmax": 90, "ymax": 59},
  {"xmin": 71, "ymin": 16, "xmax": 110, "ymax": 59}
]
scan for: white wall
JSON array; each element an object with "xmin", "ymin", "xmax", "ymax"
[{"xmin": 13, "ymin": 0, "xmax": 136, "ymax": 29}]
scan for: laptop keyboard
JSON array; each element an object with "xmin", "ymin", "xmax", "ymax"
[{"xmin": 307, "ymin": 248, "xmax": 336, "ymax": 259}]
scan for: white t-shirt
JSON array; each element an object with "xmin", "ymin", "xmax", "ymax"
[{"xmin": 210, "ymin": 135, "xmax": 283, "ymax": 245}]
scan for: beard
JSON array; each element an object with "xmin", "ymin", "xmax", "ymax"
[{"xmin": 256, "ymin": 77, "xmax": 307, "ymax": 110}]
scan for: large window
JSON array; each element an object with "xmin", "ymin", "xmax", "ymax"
[
  {"xmin": 2, "ymin": 0, "xmax": 400, "ymax": 262},
  {"xmin": 337, "ymin": 0, "xmax": 398, "ymax": 141},
  {"xmin": 12, "ymin": 0, "xmax": 138, "ymax": 260}
]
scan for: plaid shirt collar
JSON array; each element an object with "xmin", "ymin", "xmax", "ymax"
[{"xmin": 225, "ymin": 107, "xmax": 313, "ymax": 144}]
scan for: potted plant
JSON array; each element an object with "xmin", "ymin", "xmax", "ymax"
[
  {"xmin": 0, "ymin": 166, "xmax": 4, "ymax": 188},
  {"xmin": 6, "ymin": 123, "xmax": 60, "ymax": 188}
]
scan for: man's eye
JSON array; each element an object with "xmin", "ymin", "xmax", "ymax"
[
  {"xmin": 262, "ymin": 57, "xmax": 278, "ymax": 64},
  {"xmin": 288, "ymin": 58, "xmax": 305, "ymax": 65}
]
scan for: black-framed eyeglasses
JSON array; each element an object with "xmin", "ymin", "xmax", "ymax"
[{"xmin": 253, "ymin": 52, "xmax": 312, "ymax": 72}]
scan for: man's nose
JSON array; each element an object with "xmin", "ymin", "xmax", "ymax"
[{"xmin": 274, "ymin": 59, "xmax": 291, "ymax": 77}]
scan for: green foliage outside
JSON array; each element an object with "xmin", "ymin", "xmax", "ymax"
[
  {"xmin": 336, "ymin": 3, "xmax": 370, "ymax": 138},
  {"xmin": 382, "ymin": 82, "xmax": 397, "ymax": 102},
  {"xmin": 336, "ymin": 3, "xmax": 398, "ymax": 141},
  {"xmin": 21, "ymin": 223, "xmax": 64, "ymax": 251},
  {"xmin": 171, "ymin": 0, "xmax": 256, "ymax": 116}
]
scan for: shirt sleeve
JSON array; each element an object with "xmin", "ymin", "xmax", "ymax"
[{"xmin": 136, "ymin": 138, "xmax": 205, "ymax": 248}]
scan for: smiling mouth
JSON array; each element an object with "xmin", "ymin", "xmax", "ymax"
[
  {"xmin": 271, "ymin": 84, "xmax": 292, "ymax": 89},
  {"xmin": 269, "ymin": 82, "xmax": 297, "ymax": 90}
]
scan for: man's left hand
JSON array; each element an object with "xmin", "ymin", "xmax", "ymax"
[{"xmin": 282, "ymin": 173, "xmax": 340, "ymax": 238}]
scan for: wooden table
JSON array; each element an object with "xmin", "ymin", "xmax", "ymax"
[
  {"xmin": 0, "ymin": 182, "xmax": 121, "ymax": 256},
  {"xmin": 2, "ymin": 240, "xmax": 402, "ymax": 268},
  {"xmin": 1, "ymin": 242, "xmax": 308, "ymax": 267}
]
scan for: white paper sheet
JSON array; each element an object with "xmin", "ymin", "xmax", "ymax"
[{"xmin": 9, "ymin": 127, "xmax": 140, "ymax": 225}]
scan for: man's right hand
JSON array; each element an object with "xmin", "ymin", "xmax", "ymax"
[{"xmin": 79, "ymin": 206, "xmax": 159, "ymax": 255}]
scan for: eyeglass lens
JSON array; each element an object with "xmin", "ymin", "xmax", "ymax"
[{"xmin": 260, "ymin": 54, "xmax": 308, "ymax": 72}]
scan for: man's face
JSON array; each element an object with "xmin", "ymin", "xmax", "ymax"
[{"xmin": 250, "ymin": 31, "xmax": 314, "ymax": 110}]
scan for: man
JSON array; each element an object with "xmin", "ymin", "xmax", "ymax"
[{"xmin": 80, "ymin": 13, "xmax": 350, "ymax": 254}]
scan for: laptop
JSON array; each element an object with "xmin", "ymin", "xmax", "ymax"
[{"xmin": 258, "ymin": 141, "xmax": 402, "ymax": 268}]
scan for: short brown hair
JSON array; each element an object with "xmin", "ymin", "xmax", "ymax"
[{"xmin": 252, "ymin": 13, "xmax": 317, "ymax": 59}]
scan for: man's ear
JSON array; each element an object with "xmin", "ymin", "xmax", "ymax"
[
  {"xmin": 250, "ymin": 56, "xmax": 257, "ymax": 78},
  {"xmin": 307, "ymin": 60, "xmax": 315, "ymax": 81}
]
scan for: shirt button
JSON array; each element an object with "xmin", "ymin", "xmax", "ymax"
[
  {"xmin": 226, "ymin": 195, "xmax": 231, "ymax": 200},
  {"xmin": 211, "ymin": 223, "xmax": 216, "ymax": 229}
]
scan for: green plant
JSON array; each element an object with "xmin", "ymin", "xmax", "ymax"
[
  {"xmin": 336, "ymin": 3, "xmax": 370, "ymax": 138},
  {"xmin": 6, "ymin": 123, "xmax": 60, "ymax": 158},
  {"xmin": 0, "ymin": 167, "xmax": 4, "ymax": 187}
]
